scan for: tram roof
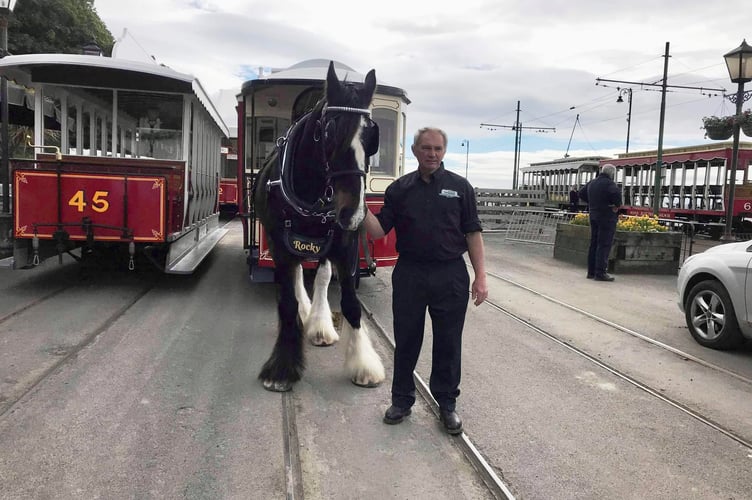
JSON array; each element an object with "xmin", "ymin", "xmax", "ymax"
[
  {"xmin": 241, "ymin": 59, "xmax": 411, "ymax": 104},
  {"xmin": 608, "ymin": 142, "xmax": 752, "ymax": 166},
  {"xmin": 0, "ymin": 53, "xmax": 229, "ymax": 136},
  {"xmin": 521, "ymin": 156, "xmax": 608, "ymax": 173}
]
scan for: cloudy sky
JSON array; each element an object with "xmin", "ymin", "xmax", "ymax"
[{"xmin": 94, "ymin": 0, "xmax": 751, "ymax": 188}]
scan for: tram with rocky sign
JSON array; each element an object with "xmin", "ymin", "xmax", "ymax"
[
  {"xmin": 0, "ymin": 53, "xmax": 229, "ymax": 272},
  {"xmin": 237, "ymin": 59, "xmax": 410, "ymax": 282}
]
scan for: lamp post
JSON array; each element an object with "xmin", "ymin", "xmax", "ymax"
[
  {"xmin": 460, "ymin": 139, "xmax": 469, "ymax": 179},
  {"xmin": 721, "ymin": 39, "xmax": 752, "ymax": 242},
  {"xmin": 0, "ymin": 0, "xmax": 16, "ymax": 216},
  {"xmin": 616, "ymin": 87, "xmax": 632, "ymax": 153}
]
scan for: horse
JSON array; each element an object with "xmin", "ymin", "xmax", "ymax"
[{"xmin": 253, "ymin": 61, "xmax": 386, "ymax": 392}]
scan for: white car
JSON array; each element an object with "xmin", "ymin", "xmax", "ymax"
[{"xmin": 678, "ymin": 240, "xmax": 752, "ymax": 349}]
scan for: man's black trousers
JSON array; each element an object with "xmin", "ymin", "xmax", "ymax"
[
  {"xmin": 390, "ymin": 257, "xmax": 469, "ymax": 412},
  {"xmin": 587, "ymin": 217, "xmax": 617, "ymax": 277}
]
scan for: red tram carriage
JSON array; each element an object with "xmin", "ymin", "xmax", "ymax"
[
  {"xmin": 0, "ymin": 53, "xmax": 230, "ymax": 272},
  {"xmin": 236, "ymin": 60, "xmax": 410, "ymax": 281},
  {"xmin": 605, "ymin": 143, "xmax": 752, "ymax": 237},
  {"xmin": 219, "ymin": 136, "xmax": 239, "ymax": 213},
  {"xmin": 521, "ymin": 144, "xmax": 752, "ymax": 238}
]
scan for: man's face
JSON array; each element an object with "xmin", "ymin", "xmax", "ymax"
[{"xmin": 412, "ymin": 130, "xmax": 446, "ymax": 173}]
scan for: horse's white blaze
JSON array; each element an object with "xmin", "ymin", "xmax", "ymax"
[
  {"xmin": 339, "ymin": 120, "xmax": 368, "ymax": 231},
  {"xmin": 293, "ymin": 264, "xmax": 311, "ymax": 321},
  {"xmin": 341, "ymin": 320, "xmax": 385, "ymax": 386},
  {"xmin": 304, "ymin": 260, "xmax": 339, "ymax": 345}
]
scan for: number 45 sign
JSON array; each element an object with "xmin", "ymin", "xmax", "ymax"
[{"xmin": 14, "ymin": 171, "xmax": 165, "ymax": 241}]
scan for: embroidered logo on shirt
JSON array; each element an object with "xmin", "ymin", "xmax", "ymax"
[{"xmin": 440, "ymin": 189, "xmax": 460, "ymax": 198}]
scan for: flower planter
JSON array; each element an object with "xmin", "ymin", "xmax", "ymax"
[
  {"xmin": 553, "ymin": 223, "xmax": 683, "ymax": 274},
  {"xmin": 704, "ymin": 125, "xmax": 734, "ymax": 140}
]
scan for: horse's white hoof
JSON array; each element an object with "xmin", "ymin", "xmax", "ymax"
[
  {"xmin": 262, "ymin": 379, "xmax": 292, "ymax": 392},
  {"xmin": 309, "ymin": 330, "xmax": 339, "ymax": 346},
  {"xmin": 351, "ymin": 378, "xmax": 381, "ymax": 388}
]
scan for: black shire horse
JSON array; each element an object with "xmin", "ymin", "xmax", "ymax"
[{"xmin": 254, "ymin": 61, "xmax": 385, "ymax": 392}]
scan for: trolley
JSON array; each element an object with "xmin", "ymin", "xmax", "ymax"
[
  {"xmin": 0, "ymin": 53, "xmax": 230, "ymax": 272},
  {"xmin": 236, "ymin": 59, "xmax": 410, "ymax": 281}
]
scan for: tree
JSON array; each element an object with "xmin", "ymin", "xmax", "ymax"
[{"xmin": 8, "ymin": 0, "xmax": 114, "ymax": 56}]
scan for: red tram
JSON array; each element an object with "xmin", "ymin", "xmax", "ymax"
[
  {"xmin": 219, "ymin": 136, "xmax": 239, "ymax": 213},
  {"xmin": 0, "ymin": 53, "xmax": 230, "ymax": 272},
  {"xmin": 606, "ymin": 143, "xmax": 752, "ymax": 237},
  {"xmin": 521, "ymin": 143, "xmax": 752, "ymax": 238},
  {"xmin": 236, "ymin": 59, "xmax": 410, "ymax": 281}
]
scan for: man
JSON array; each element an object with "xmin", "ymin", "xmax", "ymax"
[
  {"xmin": 363, "ymin": 127, "xmax": 488, "ymax": 435},
  {"xmin": 569, "ymin": 185, "xmax": 579, "ymax": 212},
  {"xmin": 578, "ymin": 164, "xmax": 622, "ymax": 282}
]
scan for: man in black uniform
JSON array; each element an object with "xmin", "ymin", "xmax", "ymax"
[
  {"xmin": 363, "ymin": 127, "xmax": 488, "ymax": 435},
  {"xmin": 578, "ymin": 164, "xmax": 622, "ymax": 281}
]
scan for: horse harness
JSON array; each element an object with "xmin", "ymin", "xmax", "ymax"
[{"xmin": 265, "ymin": 105, "xmax": 379, "ymax": 260}]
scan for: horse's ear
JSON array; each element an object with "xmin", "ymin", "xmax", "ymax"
[
  {"xmin": 362, "ymin": 69, "xmax": 376, "ymax": 105},
  {"xmin": 326, "ymin": 61, "xmax": 341, "ymax": 99}
]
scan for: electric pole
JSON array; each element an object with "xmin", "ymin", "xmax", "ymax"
[{"xmin": 481, "ymin": 100, "xmax": 555, "ymax": 190}]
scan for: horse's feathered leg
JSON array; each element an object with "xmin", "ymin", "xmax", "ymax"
[
  {"xmin": 294, "ymin": 263, "xmax": 311, "ymax": 321},
  {"xmin": 334, "ymin": 256, "xmax": 385, "ymax": 387},
  {"xmin": 259, "ymin": 260, "xmax": 305, "ymax": 392},
  {"xmin": 304, "ymin": 259, "xmax": 339, "ymax": 346}
]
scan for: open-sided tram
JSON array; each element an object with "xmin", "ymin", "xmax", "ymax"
[
  {"xmin": 521, "ymin": 143, "xmax": 752, "ymax": 237},
  {"xmin": 0, "ymin": 53, "xmax": 230, "ymax": 273},
  {"xmin": 236, "ymin": 59, "xmax": 410, "ymax": 281}
]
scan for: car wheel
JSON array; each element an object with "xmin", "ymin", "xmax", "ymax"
[{"xmin": 684, "ymin": 280, "xmax": 744, "ymax": 349}]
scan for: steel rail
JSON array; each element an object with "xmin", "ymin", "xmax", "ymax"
[
  {"xmin": 487, "ymin": 270, "xmax": 752, "ymax": 387},
  {"xmin": 0, "ymin": 284, "xmax": 155, "ymax": 418},
  {"xmin": 482, "ymin": 279, "xmax": 752, "ymax": 451},
  {"xmin": 361, "ymin": 302, "xmax": 517, "ymax": 500}
]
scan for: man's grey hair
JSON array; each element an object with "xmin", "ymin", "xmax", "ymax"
[
  {"xmin": 413, "ymin": 127, "xmax": 448, "ymax": 148},
  {"xmin": 601, "ymin": 164, "xmax": 617, "ymax": 179}
]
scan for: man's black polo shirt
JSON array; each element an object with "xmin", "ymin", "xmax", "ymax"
[{"xmin": 375, "ymin": 163, "xmax": 482, "ymax": 263}]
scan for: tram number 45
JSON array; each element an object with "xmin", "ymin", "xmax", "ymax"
[{"xmin": 68, "ymin": 190, "xmax": 110, "ymax": 213}]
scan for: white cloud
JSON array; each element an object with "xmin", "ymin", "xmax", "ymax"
[{"xmin": 95, "ymin": 0, "xmax": 752, "ymax": 188}]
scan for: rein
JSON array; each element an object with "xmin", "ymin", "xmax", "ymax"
[{"xmin": 266, "ymin": 104, "xmax": 371, "ymax": 224}]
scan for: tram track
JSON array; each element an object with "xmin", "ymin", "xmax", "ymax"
[
  {"xmin": 485, "ymin": 270, "xmax": 752, "ymax": 450},
  {"xmin": 361, "ymin": 302, "xmax": 517, "ymax": 500},
  {"xmin": 0, "ymin": 285, "xmax": 72, "ymax": 325},
  {"xmin": 0, "ymin": 282, "xmax": 155, "ymax": 418}
]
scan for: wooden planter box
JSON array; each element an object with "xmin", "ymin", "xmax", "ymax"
[{"xmin": 553, "ymin": 223, "xmax": 683, "ymax": 274}]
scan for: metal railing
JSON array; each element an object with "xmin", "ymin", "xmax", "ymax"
[{"xmin": 496, "ymin": 210, "xmax": 738, "ymax": 267}]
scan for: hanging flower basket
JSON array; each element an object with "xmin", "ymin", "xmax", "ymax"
[
  {"xmin": 740, "ymin": 122, "xmax": 752, "ymax": 137},
  {"xmin": 738, "ymin": 110, "xmax": 752, "ymax": 137},
  {"xmin": 704, "ymin": 125, "xmax": 734, "ymax": 140},
  {"xmin": 702, "ymin": 115, "xmax": 735, "ymax": 140}
]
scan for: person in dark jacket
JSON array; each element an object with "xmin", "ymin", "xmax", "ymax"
[
  {"xmin": 569, "ymin": 185, "xmax": 580, "ymax": 212},
  {"xmin": 363, "ymin": 127, "xmax": 488, "ymax": 435},
  {"xmin": 578, "ymin": 164, "xmax": 622, "ymax": 281}
]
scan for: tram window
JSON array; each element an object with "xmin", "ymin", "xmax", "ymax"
[{"xmin": 370, "ymin": 107, "xmax": 398, "ymax": 177}]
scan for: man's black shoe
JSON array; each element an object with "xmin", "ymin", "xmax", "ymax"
[
  {"xmin": 586, "ymin": 274, "xmax": 594, "ymax": 279},
  {"xmin": 594, "ymin": 273, "xmax": 615, "ymax": 282},
  {"xmin": 383, "ymin": 405, "xmax": 411, "ymax": 425},
  {"xmin": 440, "ymin": 409, "xmax": 463, "ymax": 435}
]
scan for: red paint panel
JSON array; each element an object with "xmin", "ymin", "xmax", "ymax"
[
  {"xmin": 219, "ymin": 178, "xmax": 238, "ymax": 205},
  {"xmin": 14, "ymin": 170, "xmax": 166, "ymax": 242},
  {"xmin": 364, "ymin": 197, "xmax": 398, "ymax": 267}
]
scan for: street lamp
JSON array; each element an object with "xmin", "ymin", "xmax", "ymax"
[
  {"xmin": 460, "ymin": 139, "xmax": 469, "ymax": 179},
  {"xmin": 721, "ymin": 39, "xmax": 752, "ymax": 242},
  {"xmin": 0, "ymin": 0, "xmax": 16, "ymax": 215},
  {"xmin": 616, "ymin": 87, "xmax": 633, "ymax": 153}
]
